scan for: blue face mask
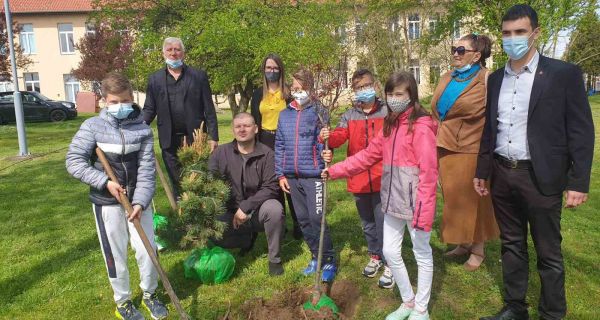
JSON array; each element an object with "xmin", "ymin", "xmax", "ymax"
[
  {"xmin": 502, "ymin": 32, "xmax": 534, "ymax": 61},
  {"xmin": 166, "ymin": 58, "xmax": 183, "ymax": 69},
  {"xmin": 107, "ymin": 103, "xmax": 134, "ymax": 120},
  {"xmin": 355, "ymin": 88, "xmax": 376, "ymax": 104},
  {"xmin": 455, "ymin": 64, "xmax": 472, "ymax": 73}
]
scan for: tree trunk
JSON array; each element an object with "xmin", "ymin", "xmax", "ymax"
[
  {"xmin": 236, "ymin": 79, "xmax": 254, "ymax": 114},
  {"xmin": 228, "ymin": 89, "xmax": 239, "ymax": 117}
]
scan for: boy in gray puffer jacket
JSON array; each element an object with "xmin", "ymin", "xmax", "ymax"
[{"xmin": 66, "ymin": 72, "xmax": 167, "ymax": 320}]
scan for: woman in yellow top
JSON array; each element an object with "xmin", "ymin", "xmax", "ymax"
[{"xmin": 250, "ymin": 53, "xmax": 301, "ymax": 239}]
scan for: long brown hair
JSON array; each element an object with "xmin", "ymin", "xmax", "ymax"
[
  {"xmin": 383, "ymin": 71, "xmax": 430, "ymax": 137},
  {"xmin": 261, "ymin": 53, "xmax": 290, "ymax": 100}
]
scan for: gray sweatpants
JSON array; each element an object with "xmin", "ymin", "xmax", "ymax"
[
  {"xmin": 215, "ymin": 199, "xmax": 284, "ymax": 263},
  {"xmin": 354, "ymin": 192, "xmax": 385, "ymax": 263},
  {"xmin": 92, "ymin": 204, "xmax": 158, "ymax": 304}
]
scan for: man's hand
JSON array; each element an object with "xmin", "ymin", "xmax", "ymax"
[
  {"xmin": 209, "ymin": 140, "xmax": 218, "ymax": 153},
  {"xmin": 321, "ymin": 168, "xmax": 329, "ymax": 179},
  {"xmin": 321, "ymin": 149, "xmax": 333, "ymax": 163},
  {"xmin": 232, "ymin": 208, "xmax": 250, "ymax": 229},
  {"xmin": 473, "ymin": 178, "xmax": 489, "ymax": 196},
  {"xmin": 320, "ymin": 127, "xmax": 330, "ymax": 141},
  {"xmin": 565, "ymin": 190, "xmax": 588, "ymax": 208},
  {"xmin": 127, "ymin": 204, "xmax": 143, "ymax": 222},
  {"xmin": 279, "ymin": 177, "xmax": 291, "ymax": 194},
  {"xmin": 106, "ymin": 181, "xmax": 125, "ymax": 200}
]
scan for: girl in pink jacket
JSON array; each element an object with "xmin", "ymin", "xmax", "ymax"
[{"xmin": 323, "ymin": 72, "xmax": 438, "ymax": 320}]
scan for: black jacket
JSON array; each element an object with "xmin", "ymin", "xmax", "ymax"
[
  {"xmin": 476, "ymin": 55, "xmax": 594, "ymax": 195},
  {"xmin": 250, "ymin": 87, "xmax": 292, "ymax": 133},
  {"xmin": 143, "ymin": 64, "xmax": 219, "ymax": 149},
  {"xmin": 208, "ymin": 140, "xmax": 279, "ymax": 214}
]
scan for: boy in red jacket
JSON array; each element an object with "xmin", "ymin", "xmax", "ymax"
[{"xmin": 319, "ymin": 69, "xmax": 392, "ymax": 288}]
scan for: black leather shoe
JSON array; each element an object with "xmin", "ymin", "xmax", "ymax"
[
  {"xmin": 480, "ymin": 306, "xmax": 529, "ymax": 320},
  {"xmin": 269, "ymin": 262, "xmax": 284, "ymax": 276}
]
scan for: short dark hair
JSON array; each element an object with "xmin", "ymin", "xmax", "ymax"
[
  {"xmin": 502, "ymin": 4, "xmax": 539, "ymax": 29},
  {"xmin": 351, "ymin": 68, "xmax": 374, "ymax": 88}
]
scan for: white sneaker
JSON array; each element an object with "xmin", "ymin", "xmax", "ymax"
[
  {"xmin": 362, "ymin": 255, "xmax": 383, "ymax": 278},
  {"xmin": 378, "ymin": 266, "xmax": 395, "ymax": 289}
]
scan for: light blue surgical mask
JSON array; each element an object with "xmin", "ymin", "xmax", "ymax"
[
  {"xmin": 355, "ymin": 87, "xmax": 376, "ymax": 104},
  {"xmin": 502, "ymin": 32, "xmax": 534, "ymax": 61},
  {"xmin": 166, "ymin": 58, "xmax": 183, "ymax": 69},
  {"xmin": 107, "ymin": 103, "xmax": 134, "ymax": 119},
  {"xmin": 455, "ymin": 64, "xmax": 472, "ymax": 73}
]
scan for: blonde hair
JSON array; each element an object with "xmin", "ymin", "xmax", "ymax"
[{"xmin": 101, "ymin": 72, "xmax": 133, "ymax": 98}]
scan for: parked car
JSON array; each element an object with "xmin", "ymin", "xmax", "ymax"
[{"xmin": 0, "ymin": 91, "xmax": 77, "ymax": 124}]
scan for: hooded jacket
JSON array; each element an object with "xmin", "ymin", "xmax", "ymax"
[
  {"xmin": 66, "ymin": 105, "xmax": 155, "ymax": 210},
  {"xmin": 322, "ymin": 99, "xmax": 387, "ymax": 193},
  {"xmin": 328, "ymin": 108, "xmax": 438, "ymax": 231},
  {"xmin": 274, "ymin": 100, "xmax": 328, "ymax": 179}
]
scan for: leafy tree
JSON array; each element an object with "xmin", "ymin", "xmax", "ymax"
[
  {"xmin": 0, "ymin": 19, "xmax": 33, "ymax": 80},
  {"xmin": 565, "ymin": 1, "xmax": 600, "ymax": 90},
  {"xmin": 95, "ymin": 0, "xmax": 351, "ymax": 115},
  {"xmin": 71, "ymin": 22, "xmax": 134, "ymax": 95}
]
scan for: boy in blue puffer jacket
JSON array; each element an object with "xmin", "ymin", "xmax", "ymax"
[{"xmin": 275, "ymin": 68, "xmax": 336, "ymax": 282}]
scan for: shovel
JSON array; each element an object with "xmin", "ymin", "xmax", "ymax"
[{"xmin": 95, "ymin": 147, "xmax": 190, "ymax": 320}]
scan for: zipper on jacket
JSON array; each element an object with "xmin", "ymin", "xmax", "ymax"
[
  {"xmin": 384, "ymin": 125, "xmax": 400, "ymax": 213},
  {"xmin": 414, "ymin": 201, "xmax": 424, "ymax": 231},
  {"xmin": 365, "ymin": 115, "xmax": 374, "ymax": 192},
  {"xmin": 294, "ymin": 109, "xmax": 302, "ymax": 176},
  {"xmin": 409, "ymin": 182, "xmax": 414, "ymax": 211},
  {"xmin": 118, "ymin": 124, "xmax": 130, "ymax": 197}
]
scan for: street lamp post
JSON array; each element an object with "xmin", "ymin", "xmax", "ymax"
[{"xmin": 4, "ymin": 0, "xmax": 28, "ymax": 156}]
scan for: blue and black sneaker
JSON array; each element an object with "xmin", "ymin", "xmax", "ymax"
[
  {"xmin": 321, "ymin": 259, "xmax": 337, "ymax": 283},
  {"xmin": 115, "ymin": 300, "xmax": 145, "ymax": 320},
  {"xmin": 142, "ymin": 292, "xmax": 168, "ymax": 320},
  {"xmin": 303, "ymin": 259, "xmax": 318, "ymax": 276}
]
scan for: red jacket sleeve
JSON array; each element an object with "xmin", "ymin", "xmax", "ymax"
[{"xmin": 328, "ymin": 130, "xmax": 384, "ymax": 179}]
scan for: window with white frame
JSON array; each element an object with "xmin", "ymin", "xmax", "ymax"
[
  {"xmin": 85, "ymin": 23, "xmax": 96, "ymax": 36},
  {"xmin": 408, "ymin": 14, "xmax": 420, "ymax": 40},
  {"xmin": 454, "ymin": 20, "xmax": 461, "ymax": 39},
  {"xmin": 58, "ymin": 23, "xmax": 75, "ymax": 54},
  {"xmin": 409, "ymin": 63, "xmax": 421, "ymax": 85},
  {"xmin": 24, "ymin": 72, "xmax": 40, "ymax": 92},
  {"xmin": 389, "ymin": 16, "xmax": 399, "ymax": 33},
  {"xmin": 63, "ymin": 74, "xmax": 80, "ymax": 103},
  {"xmin": 0, "ymin": 75, "xmax": 12, "ymax": 92},
  {"xmin": 19, "ymin": 24, "xmax": 36, "ymax": 54},
  {"xmin": 429, "ymin": 14, "xmax": 439, "ymax": 34}
]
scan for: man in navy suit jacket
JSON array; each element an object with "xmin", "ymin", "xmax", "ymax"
[{"xmin": 475, "ymin": 5, "xmax": 594, "ymax": 320}]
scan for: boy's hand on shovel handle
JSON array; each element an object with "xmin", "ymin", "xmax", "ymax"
[
  {"xmin": 127, "ymin": 204, "xmax": 143, "ymax": 222},
  {"xmin": 106, "ymin": 181, "xmax": 125, "ymax": 200}
]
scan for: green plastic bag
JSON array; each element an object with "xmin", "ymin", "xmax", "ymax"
[
  {"xmin": 152, "ymin": 214, "xmax": 168, "ymax": 251},
  {"xmin": 303, "ymin": 294, "xmax": 340, "ymax": 318},
  {"xmin": 183, "ymin": 246, "xmax": 235, "ymax": 284}
]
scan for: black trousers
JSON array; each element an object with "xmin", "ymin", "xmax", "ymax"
[
  {"xmin": 490, "ymin": 157, "xmax": 565, "ymax": 320},
  {"xmin": 259, "ymin": 130, "xmax": 300, "ymax": 228},
  {"xmin": 161, "ymin": 133, "xmax": 185, "ymax": 199}
]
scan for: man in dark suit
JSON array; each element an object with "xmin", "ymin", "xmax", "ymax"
[
  {"xmin": 143, "ymin": 37, "xmax": 219, "ymax": 197},
  {"xmin": 474, "ymin": 5, "xmax": 594, "ymax": 320}
]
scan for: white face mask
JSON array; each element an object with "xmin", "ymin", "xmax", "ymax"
[{"xmin": 292, "ymin": 91, "xmax": 310, "ymax": 106}]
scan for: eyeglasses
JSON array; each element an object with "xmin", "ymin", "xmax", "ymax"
[
  {"xmin": 451, "ymin": 46, "xmax": 476, "ymax": 55},
  {"xmin": 265, "ymin": 66, "xmax": 280, "ymax": 72},
  {"xmin": 354, "ymin": 83, "xmax": 374, "ymax": 91}
]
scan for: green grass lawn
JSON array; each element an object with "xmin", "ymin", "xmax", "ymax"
[{"xmin": 1, "ymin": 97, "xmax": 599, "ymax": 319}]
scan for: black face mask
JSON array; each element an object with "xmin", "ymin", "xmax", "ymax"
[{"xmin": 265, "ymin": 71, "xmax": 280, "ymax": 82}]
